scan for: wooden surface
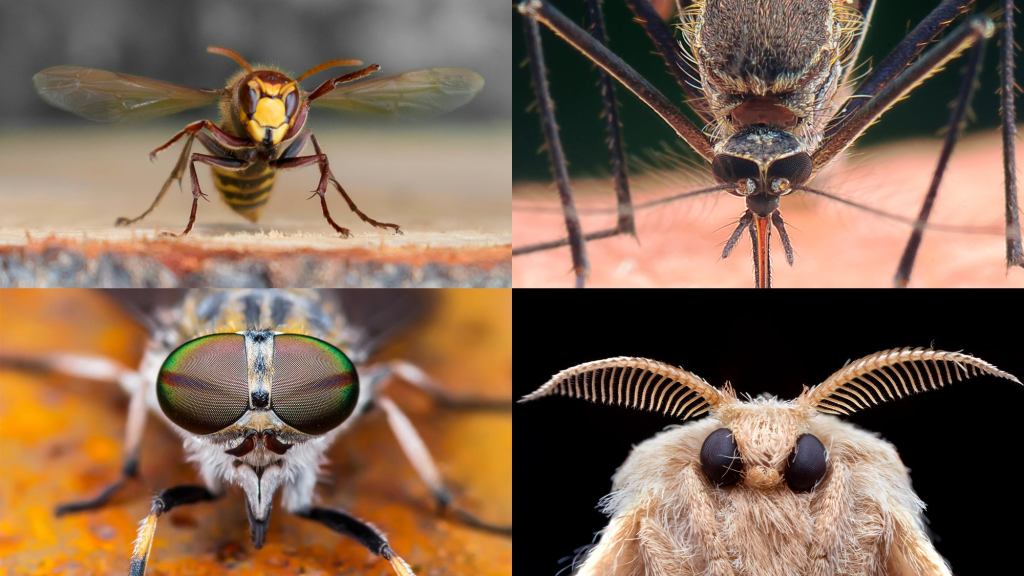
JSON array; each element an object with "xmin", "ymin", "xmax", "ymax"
[
  {"xmin": 0, "ymin": 290, "xmax": 512, "ymax": 575},
  {"xmin": 513, "ymin": 131, "xmax": 1024, "ymax": 287},
  {"xmin": 0, "ymin": 125, "xmax": 510, "ymax": 287}
]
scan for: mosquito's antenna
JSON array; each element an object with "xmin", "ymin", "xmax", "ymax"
[
  {"xmin": 796, "ymin": 186, "xmax": 998, "ymax": 235},
  {"xmin": 207, "ymin": 46, "xmax": 253, "ymax": 72},
  {"xmin": 297, "ymin": 58, "xmax": 365, "ymax": 82}
]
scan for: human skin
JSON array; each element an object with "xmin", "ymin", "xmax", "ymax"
[{"xmin": 513, "ymin": 130, "xmax": 1024, "ymax": 287}]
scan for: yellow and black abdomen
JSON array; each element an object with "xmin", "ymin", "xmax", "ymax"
[{"xmin": 211, "ymin": 163, "xmax": 276, "ymax": 223}]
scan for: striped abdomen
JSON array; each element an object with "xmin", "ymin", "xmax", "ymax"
[{"xmin": 212, "ymin": 163, "xmax": 276, "ymax": 222}]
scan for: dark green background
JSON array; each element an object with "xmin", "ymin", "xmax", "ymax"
[{"xmin": 513, "ymin": 0, "xmax": 1022, "ymax": 181}]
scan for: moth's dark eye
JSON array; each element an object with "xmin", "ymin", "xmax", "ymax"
[
  {"xmin": 711, "ymin": 154, "xmax": 760, "ymax": 184},
  {"xmin": 786, "ymin": 433, "xmax": 828, "ymax": 492},
  {"xmin": 767, "ymin": 153, "xmax": 812, "ymax": 186},
  {"xmin": 284, "ymin": 91, "xmax": 298, "ymax": 117},
  {"xmin": 700, "ymin": 428, "xmax": 743, "ymax": 487},
  {"xmin": 271, "ymin": 334, "xmax": 359, "ymax": 435},
  {"xmin": 157, "ymin": 334, "xmax": 250, "ymax": 435}
]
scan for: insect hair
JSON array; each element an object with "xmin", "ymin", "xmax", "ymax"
[{"xmin": 523, "ymin": 347, "xmax": 1020, "ymax": 575}]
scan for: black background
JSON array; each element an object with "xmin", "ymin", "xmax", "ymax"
[
  {"xmin": 513, "ymin": 0, "xmax": 1023, "ymax": 180},
  {"xmin": 514, "ymin": 289, "xmax": 1023, "ymax": 575}
]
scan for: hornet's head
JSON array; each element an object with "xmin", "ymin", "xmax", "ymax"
[{"xmin": 237, "ymin": 71, "xmax": 302, "ymax": 148}]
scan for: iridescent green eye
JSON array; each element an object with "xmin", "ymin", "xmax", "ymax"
[
  {"xmin": 157, "ymin": 334, "xmax": 250, "ymax": 435},
  {"xmin": 271, "ymin": 335, "xmax": 358, "ymax": 435}
]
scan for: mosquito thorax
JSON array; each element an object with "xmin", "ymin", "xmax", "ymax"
[
  {"xmin": 691, "ymin": 0, "xmax": 852, "ymax": 143},
  {"xmin": 711, "ymin": 126, "xmax": 812, "ymax": 216}
]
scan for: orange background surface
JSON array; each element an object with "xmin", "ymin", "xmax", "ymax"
[{"xmin": 0, "ymin": 290, "xmax": 512, "ymax": 575}]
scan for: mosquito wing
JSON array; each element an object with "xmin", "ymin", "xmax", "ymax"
[
  {"xmin": 312, "ymin": 67, "xmax": 484, "ymax": 118},
  {"xmin": 33, "ymin": 66, "xmax": 221, "ymax": 123}
]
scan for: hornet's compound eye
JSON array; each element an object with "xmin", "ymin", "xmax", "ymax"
[
  {"xmin": 241, "ymin": 85, "xmax": 259, "ymax": 116},
  {"xmin": 284, "ymin": 90, "xmax": 298, "ymax": 118},
  {"xmin": 700, "ymin": 428, "xmax": 743, "ymax": 487},
  {"xmin": 271, "ymin": 334, "xmax": 359, "ymax": 435},
  {"xmin": 157, "ymin": 334, "xmax": 250, "ymax": 435},
  {"xmin": 786, "ymin": 433, "xmax": 828, "ymax": 492}
]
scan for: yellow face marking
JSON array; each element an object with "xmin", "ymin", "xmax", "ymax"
[
  {"xmin": 241, "ymin": 77, "xmax": 299, "ymax": 146},
  {"xmin": 253, "ymin": 98, "xmax": 286, "ymax": 127}
]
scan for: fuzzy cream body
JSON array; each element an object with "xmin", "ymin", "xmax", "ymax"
[
  {"xmin": 580, "ymin": 402, "xmax": 939, "ymax": 576},
  {"xmin": 523, "ymin": 350, "xmax": 1020, "ymax": 576}
]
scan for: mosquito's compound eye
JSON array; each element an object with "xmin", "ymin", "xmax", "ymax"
[
  {"xmin": 766, "ymin": 153, "xmax": 812, "ymax": 187},
  {"xmin": 157, "ymin": 334, "xmax": 250, "ymax": 435},
  {"xmin": 271, "ymin": 334, "xmax": 359, "ymax": 435},
  {"xmin": 786, "ymin": 433, "xmax": 827, "ymax": 492},
  {"xmin": 284, "ymin": 90, "xmax": 298, "ymax": 117},
  {"xmin": 700, "ymin": 428, "xmax": 743, "ymax": 487},
  {"xmin": 711, "ymin": 155, "xmax": 760, "ymax": 185}
]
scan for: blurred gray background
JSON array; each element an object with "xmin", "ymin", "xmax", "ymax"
[{"xmin": 1, "ymin": 0, "xmax": 510, "ymax": 126}]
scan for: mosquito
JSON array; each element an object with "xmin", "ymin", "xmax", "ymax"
[
  {"xmin": 3, "ymin": 290, "xmax": 511, "ymax": 575},
  {"xmin": 513, "ymin": 0, "xmax": 1021, "ymax": 287}
]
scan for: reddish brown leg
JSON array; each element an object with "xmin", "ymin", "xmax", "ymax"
[
  {"xmin": 160, "ymin": 153, "xmax": 247, "ymax": 237},
  {"xmin": 120, "ymin": 121, "xmax": 252, "ymax": 228},
  {"xmin": 149, "ymin": 120, "xmax": 250, "ymax": 160},
  {"xmin": 306, "ymin": 64, "xmax": 381, "ymax": 101},
  {"xmin": 116, "ymin": 135, "xmax": 196, "ymax": 227},
  {"xmin": 272, "ymin": 134, "xmax": 402, "ymax": 236}
]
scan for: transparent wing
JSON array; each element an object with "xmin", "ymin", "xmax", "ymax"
[
  {"xmin": 312, "ymin": 67, "xmax": 484, "ymax": 118},
  {"xmin": 33, "ymin": 66, "xmax": 221, "ymax": 123}
]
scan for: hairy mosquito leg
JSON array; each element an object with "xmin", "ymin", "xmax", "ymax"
[
  {"xmin": 814, "ymin": 15, "xmax": 993, "ymax": 169},
  {"xmin": 115, "ymin": 135, "xmax": 196, "ymax": 227},
  {"xmin": 830, "ymin": 0, "xmax": 975, "ymax": 126},
  {"xmin": 513, "ymin": 228, "xmax": 621, "ymax": 257},
  {"xmin": 894, "ymin": 40, "xmax": 986, "ymax": 287},
  {"xmin": 517, "ymin": 0, "xmax": 713, "ymax": 161},
  {"xmin": 377, "ymin": 397, "xmax": 512, "ymax": 536},
  {"xmin": 128, "ymin": 485, "xmax": 219, "ymax": 576},
  {"xmin": 771, "ymin": 211, "xmax": 795, "ymax": 266},
  {"xmin": 1001, "ymin": 0, "xmax": 1023, "ymax": 266},
  {"xmin": 584, "ymin": 0, "xmax": 635, "ymax": 236},
  {"xmin": 623, "ymin": 0, "xmax": 711, "ymax": 122},
  {"xmin": 522, "ymin": 15, "xmax": 589, "ymax": 287},
  {"xmin": 161, "ymin": 154, "xmax": 247, "ymax": 237},
  {"xmin": 296, "ymin": 507, "xmax": 417, "ymax": 576}
]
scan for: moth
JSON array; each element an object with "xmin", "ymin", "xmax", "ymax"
[
  {"xmin": 522, "ymin": 348, "xmax": 1019, "ymax": 575},
  {"xmin": 8, "ymin": 289, "xmax": 510, "ymax": 575},
  {"xmin": 513, "ymin": 0, "xmax": 1021, "ymax": 287}
]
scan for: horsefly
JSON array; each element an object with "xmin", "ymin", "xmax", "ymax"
[
  {"xmin": 3, "ymin": 290, "xmax": 511, "ymax": 575},
  {"xmin": 513, "ymin": 0, "xmax": 1021, "ymax": 287},
  {"xmin": 522, "ymin": 348, "xmax": 1020, "ymax": 574},
  {"xmin": 34, "ymin": 47, "xmax": 483, "ymax": 236}
]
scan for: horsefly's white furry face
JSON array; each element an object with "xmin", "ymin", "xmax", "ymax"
[
  {"xmin": 153, "ymin": 329, "xmax": 362, "ymax": 547},
  {"xmin": 523, "ymin": 349, "xmax": 1020, "ymax": 576}
]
